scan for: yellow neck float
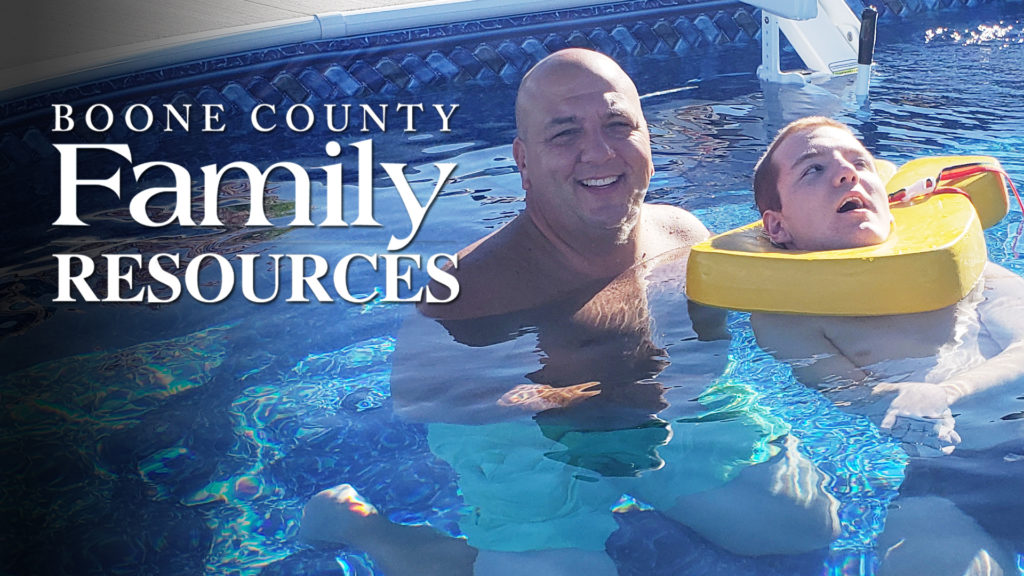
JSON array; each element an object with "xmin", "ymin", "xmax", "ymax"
[{"xmin": 685, "ymin": 156, "xmax": 1012, "ymax": 316}]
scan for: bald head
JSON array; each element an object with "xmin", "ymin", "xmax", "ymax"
[{"xmin": 515, "ymin": 49, "xmax": 641, "ymax": 140}]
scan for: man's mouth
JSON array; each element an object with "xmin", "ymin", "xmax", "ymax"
[
  {"xmin": 580, "ymin": 176, "xmax": 619, "ymax": 188},
  {"xmin": 837, "ymin": 196, "xmax": 866, "ymax": 213}
]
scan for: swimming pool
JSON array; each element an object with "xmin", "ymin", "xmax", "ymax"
[{"xmin": 2, "ymin": 1, "xmax": 1022, "ymax": 574}]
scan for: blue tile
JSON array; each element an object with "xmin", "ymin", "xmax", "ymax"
[
  {"xmin": 399, "ymin": 55, "xmax": 440, "ymax": 86},
  {"xmin": 901, "ymin": 0, "xmax": 924, "ymax": 13},
  {"xmin": 673, "ymin": 15, "xmax": 706, "ymax": 49},
  {"xmin": 496, "ymin": 40, "xmax": 531, "ymax": 74},
  {"xmin": 713, "ymin": 10, "xmax": 743, "ymax": 43},
  {"xmin": 424, "ymin": 52, "xmax": 461, "ymax": 81},
  {"xmin": 564, "ymin": 30, "xmax": 595, "ymax": 50},
  {"xmin": 221, "ymin": 82, "xmax": 260, "ymax": 114},
  {"xmin": 298, "ymin": 68, "xmax": 336, "ymax": 101},
  {"xmin": 374, "ymin": 58, "xmax": 412, "ymax": 91},
  {"xmin": 272, "ymin": 72, "xmax": 310, "ymax": 103},
  {"xmin": 519, "ymin": 38, "xmax": 550, "ymax": 65},
  {"xmin": 542, "ymin": 33, "xmax": 570, "ymax": 53},
  {"xmin": 448, "ymin": 46, "xmax": 484, "ymax": 77},
  {"xmin": 732, "ymin": 9, "xmax": 759, "ymax": 41},
  {"xmin": 170, "ymin": 92, "xmax": 198, "ymax": 111},
  {"xmin": 474, "ymin": 65, "xmax": 501, "ymax": 84},
  {"xmin": 472, "ymin": 44, "xmax": 506, "ymax": 74},
  {"xmin": 652, "ymin": 20, "xmax": 682, "ymax": 52},
  {"xmin": 630, "ymin": 22, "xmax": 666, "ymax": 55},
  {"xmin": 323, "ymin": 65, "xmax": 366, "ymax": 97},
  {"xmin": 881, "ymin": 0, "xmax": 908, "ymax": 18},
  {"xmin": 498, "ymin": 63, "xmax": 522, "ymax": 85},
  {"xmin": 195, "ymin": 86, "xmax": 233, "ymax": 112},
  {"xmin": 693, "ymin": 14, "xmax": 723, "ymax": 45},
  {"xmin": 0, "ymin": 0, "xmax": 1004, "ymax": 158},
  {"xmin": 587, "ymin": 28, "xmax": 620, "ymax": 56},
  {"xmin": 349, "ymin": 60, "xmax": 389, "ymax": 93},
  {"xmin": 246, "ymin": 76, "xmax": 283, "ymax": 105},
  {"xmin": 610, "ymin": 25, "xmax": 640, "ymax": 55},
  {"xmin": 22, "ymin": 128, "xmax": 56, "ymax": 158},
  {"xmin": 0, "ymin": 133, "xmax": 34, "ymax": 165}
]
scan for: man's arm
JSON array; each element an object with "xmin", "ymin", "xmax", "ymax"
[{"xmin": 389, "ymin": 310, "xmax": 543, "ymax": 424}]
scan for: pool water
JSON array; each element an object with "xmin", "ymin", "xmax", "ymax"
[{"xmin": 2, "ymin": 3, "xmax": 1023, "ymax": 575}]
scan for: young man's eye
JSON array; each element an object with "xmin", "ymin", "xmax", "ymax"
[
  {"xmin": 801, "ymin": 164, "xmax": 823, "ymax": 177},
  {"xmin": 855, "ymin": 158, "xmax": 875, "ymax": 170}
]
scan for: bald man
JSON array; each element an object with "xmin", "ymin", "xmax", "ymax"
[{"xmin": 421, "ymin": 47, "xmax": 709, "ymax": 319}]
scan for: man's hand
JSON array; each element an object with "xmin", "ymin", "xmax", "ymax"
[
  {"xmin": 497, "ymin": 381, "xmax": 601, "ymax": 411},
  {"xmin": 873, "ymin": 382, "xmax": 960, "ymax": 456}
]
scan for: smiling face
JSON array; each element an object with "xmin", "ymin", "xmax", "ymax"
[
  {"xmin": 761, "ymin": 124, "xmax": 893, "ymax": 251},
  {"xmin": 513, "ymin": 50, "xmax": 654, "ymax": 243}
]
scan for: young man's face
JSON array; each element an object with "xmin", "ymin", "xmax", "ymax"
[{"xmin": 762, "ymin": 125, "xmax": 893, "ymax": 251}]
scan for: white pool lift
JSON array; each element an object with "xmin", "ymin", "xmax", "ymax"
[{"xmin": 741, "ymin": 0, "xmax": 867, "ymax": 85}]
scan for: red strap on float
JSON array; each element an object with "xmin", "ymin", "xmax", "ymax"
[
  {"xmin": 888, "ymin": 162, "xmax": 1024, "ymax": 256},
  {"xmin": 889, "ymin": 162, "xmax": 1024, "ymax": 216}
]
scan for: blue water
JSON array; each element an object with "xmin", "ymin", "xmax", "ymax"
[{"xmin": 2, "ymin": 4, "xmax": 1023, "ymax": 576}]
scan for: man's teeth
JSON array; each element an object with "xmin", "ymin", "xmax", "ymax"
[{"xmin": 581, "ymin": 176, "xmax": 618, "ymax": 187}]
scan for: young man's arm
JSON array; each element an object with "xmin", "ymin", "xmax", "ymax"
[
  {"xmin": 871, "ymin": 263, "xmax": 1024, "ymax": 454},
  {"xmin": 750, "ymin": 313, "xmax": 868, "ymax": 385},
  {"xmin": 938, "ymin": 263, "xmax": 1024, "ymax": 404},
  {"xmin": 751, "ymin": 312, "xmax": 959, "ymax": 453}
]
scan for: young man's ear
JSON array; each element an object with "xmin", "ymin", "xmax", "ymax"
[
  {"xmin": 762, "ymin": 210, "xmax": 793, "ymax": 247},
  {"xmin": 512, "ymin": 137, "xmax": 531, "ymax": 192}
]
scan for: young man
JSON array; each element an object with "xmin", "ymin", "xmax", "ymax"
[{"xmin": 751, "ymin": 116, "xmax": 1024, "ymax": 575}]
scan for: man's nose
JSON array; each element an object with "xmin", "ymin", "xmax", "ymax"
[
  {"xmin": 834, "ymin": 157, "xmax": 858, "ymax": 186},
  {"xmin": 579, "ymin": 128, "xmax": 615, "ymax": 163}
]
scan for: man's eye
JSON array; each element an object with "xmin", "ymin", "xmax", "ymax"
[
  {"xmin": 606, "ymin": 122, "xmax": 634, "ymax": 138},
  {"xmin": 549, "ymin": 129, "xmax": 581, "ymax": 144},
  {"xmin": 802, "ymin": 164, "xmax": 823, "ymax": 177}
]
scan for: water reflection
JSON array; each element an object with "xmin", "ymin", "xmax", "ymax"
[{"xmin": 302, "ymin": 249, "xmax": 843, "ymax": 574}]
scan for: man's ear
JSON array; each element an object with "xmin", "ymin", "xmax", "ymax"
[
  {"xmin": 513, "ymin": 137, "xmax": 530, "ymax": 192},
  {"xmin": 762, "ymin": 210, "xmax": 792, "ymax": 246}
]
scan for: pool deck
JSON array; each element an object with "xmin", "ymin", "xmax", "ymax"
[{"xmin": 1, "ymin": 0, "xmax": 436, "ymax": 99}]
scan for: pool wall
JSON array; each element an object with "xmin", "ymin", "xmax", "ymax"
[{"xmin": 0, "ymin": 0, "xmax": 1009, "ymax": 152}]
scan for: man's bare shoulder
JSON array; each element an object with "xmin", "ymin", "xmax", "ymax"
[
  {"xmin": 419, "ymin": 216, "xmax": 555, "ymax": 320},
  {"xmin": 639, "ymin": 203, "xmax": 710, "ymax": 258}
]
